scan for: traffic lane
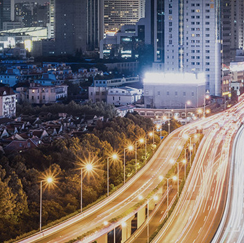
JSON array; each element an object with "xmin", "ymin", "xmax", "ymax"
[
  {"xmin": 34, "ymin": 134, "xmax": 184, "ymax": 242},
  {"xmin": 152, "ymin": 127, "xmax": 225, "ymax": 242}
]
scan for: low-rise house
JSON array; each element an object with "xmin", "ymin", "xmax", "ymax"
[{"xmin": 4, "ymin": 136, "xmax": 41, "ymax": 154}]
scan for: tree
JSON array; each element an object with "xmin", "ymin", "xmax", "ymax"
[{"xmin": 0, "ymin": 178, "xmax": 16, "ymax": 220}]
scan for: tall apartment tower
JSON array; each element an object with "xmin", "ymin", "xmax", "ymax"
[
  {"xmin": 222, "ymin": 0, "xmax": 231, "ymax": 65},
  {"xmin": 104, "ymin": 0, "xmax": 145, "ymax": 32},
  {"xmin": 230, "ymin": 0, "xmax": 244, "ymax": 61},
  {"xmin": 146, "ymin": 0, "xmax": 222, "ymax": 96},
  {"xmin": 54, "ymin": 0, "xmax": 103, "ymax": 55},
  {"xmin": 0, "ymin": 0, "xmax": 13, "ymax": 30}
]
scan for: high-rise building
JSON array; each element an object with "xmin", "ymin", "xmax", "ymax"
[
  {"xmin": 0, "ymin": 0, "xmax": 12, "ymax": 30},
  {"xmin": 55, "ymin": 0, "xmax": 87, "ymax": 55},
  {"xmin": 55, "ymin": 0, "xmax": 103, "ymax": 55},
  {"xmin": 49, "ymin": 0, "xmax": 55, "ymax": 38},
  {"xmin": 230, "ymin": 1, "xmax": 244, "ymax": 50},
  {"xmin": 104, "ymin": 0, "xmax": 145, "ymax": 32},
  {"xmin": 87, "ymin": 0, "xmax": 104, "ymax": 51},
  {"xmin": 146, "ymin": 0, "xmax": 222, "ymax": 96},
  {"xmin": 222, "ymin": 0, "xmax": 231, "ymax": 65}
]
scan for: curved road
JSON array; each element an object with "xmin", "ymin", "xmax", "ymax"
[
  {"xmin": 152, "ymin": 101, "xmax": 244, "ymax": 243},
  {"xmin": 212, "ymin": 125, "xmax": 244, "ymax": 243}
]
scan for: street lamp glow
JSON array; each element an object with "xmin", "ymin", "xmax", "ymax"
[
  {"xmin": 156, "ymin": 124, "xmax": 160, "ymax": 129},
  {"xmin": 159, "ymin": 175, "xmax": 163, "ymax": 181},
  {"xmin": 128, "ymin": 145, "xmax": 134, "ymax": 151},
  {"xmin": 194, "ymin": 134, "xmax": 198, "ymax": 139},
  {"xmin": 186, "ymin": 100, "xmax": 191, "ymax": 105},
  {"xmin": 170, "ymin": 159, "xmax": 174, "ymax": 164},
  {"xmin": 85, "ymin": 164, "xmax": 93, "ymax": 171},
  {"xmin": 139, "ymin": 138, "xmax": 144, "ymax": 143},
  {"xmin": 172, "ymin": 176, "xmax": 177, "ymax": 181},
  {"xmin": 138, "ymin": 195, "xmax": 143, "ymax": 200},
  {"xmin": 112, "ymin": 154, "xmax": 118, "ymax": 160},
  {"xmin": 103, "ymin": 221, "xmax": 109, "ymax": 226},
  {"xmin": 149, "ymin": 132, "xmax": 153, "ymax": 137},
  {"xmin": 189, "ymin": 146, "xmax": 193, "ymax": 151},
  {"xmin": 153, "ymin": 195, "xmax": 159, "ymax": 201},
  {"xmin": 183, "ymin": 134, "xmax": 189, "ymax": 140},
  {"xmin": 197, "ymin": 109, "xmax": 203, "ymax": 114},
  {"xmin": 178, "ymin": 145, "xmax": 182, "ymax": 150},
  {"xmin": 46, "ymin": 177, "xmax": 53, "ymax": 184},
  {"xmin": 182, "ymin": 159, "xmax": 186, "ymax": 164},
  {"xmin": 121, "ymin": 222, "xmax": 127, "ymax": 228}
]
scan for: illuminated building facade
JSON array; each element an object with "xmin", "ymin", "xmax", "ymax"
[
  {"xmin": 145, "ymin": 0, "xmax": 220, "ymax": 96},
  {"xmin": 143, "ymin": 72, "xmax": 206, "ymax": 109},
  {"xmin": 104, "ymin": 0, "xmax": 145, "ymax": 32}
]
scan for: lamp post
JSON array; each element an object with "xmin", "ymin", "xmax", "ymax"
[
  {"xmin": 135, "ymin": 138, "xmax": 144, "ymax": 172},
  {"xmin": 168, "ymin": 120, "xmax": 170, "ymax": 134},
  {"xmin": 204, "ymin": 93, "xmax": 210, "ymax": 118},
  {"xmin": 81, "ymin": 164, "xmax": 93, "ymax": 212},
  {"xmin": 189, "ymin": 145, "xmax": 193, "ymax": 166},
  {"xmin": 123, "ymin": 145, "xmax": 133, "ymax": 184},
  {"xmin": 185, "ymin": 100, "xmax": 191, "ymax": 120},
  {"xmin": 40, "ymin": 176, "xmax": 54, "ymax": 232},
  {"xmin": 182, "ymin": 159, "xmax": 186, "ymax": 179},
  {"xmin": 107, "ymin": 154, "xmax": 118, "ymax": 197},
  {"xmin": 183, "ymin": 134, "xmax": 192, "ymax": 166},
  {"xmin": 166, "ymin": 176, "xmax": 177, "ymax": 217}
]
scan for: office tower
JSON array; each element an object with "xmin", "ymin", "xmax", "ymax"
[
  {"xmin": 55, "ymin": 0, "xmax": 87, "ymax": 55},
  {"xmin": 230, "ymin": 1, "xmax": 244, "ymax": 60},
  {"xmin": 55, "ymin": 0, "xmax": 103, "ymax": 55},
  {"xmin": 222, "ymin": 0, "xmax": 231, "ymax": 65},
  {"xmin": 87, "ymin": 0, "xmax": 104, "ymax": 51},
  {"xmin": 49, "ymin": 0, "xmax": 55, "ymax": 38},
  {"xmin": 0, "ymin": 0, "xmax": 11, "ymax": 30},
  {"xmin": 104, "ymin": 0, "xmax": 145, "ymax": 32}
]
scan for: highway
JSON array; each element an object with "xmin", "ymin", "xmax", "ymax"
[
  {"xmin": 19, "ymin": 99, "xmax": 244, "ymax": 243},
  {"xmin": 212, "ymin": 125, "xmax": 244, "ymax": 243},
  {"xmin": 19, "ymin": 126, "xmax": 188, "ymax": 243},
  {"xmin": 151, "ymin": 101, "xmax": 244, "ymax": 243}
]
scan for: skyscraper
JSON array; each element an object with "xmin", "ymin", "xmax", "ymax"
[
  {"xmin": 55, "ymin": 0, "xmax": 87, "ymax": 55},
  {"xmin": 104, "ymin": 0, "xmax": 145, "ymax": 32},
  {"xmin": 0, "ymin": 0, "xmax": 12, "ymax": 30},
  {"xmin": 54, "ymin": 0, "xmax": 103, "ymax": 55},
  {"xmin": 146, "ymin": 0, "xmax": 222, "ymax": 96}
]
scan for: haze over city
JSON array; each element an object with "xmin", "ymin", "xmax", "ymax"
[{"xmin": 0, "ymin": 0, "xmax": 244, "ymax": 243}]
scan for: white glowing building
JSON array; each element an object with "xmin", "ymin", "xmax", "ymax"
[
  {"xmin": 143, "ymin": 72, "xmax": 206, "ymax": 109},
  {"xmin": 150, "ymin": 0, "xmax": 221, "ymax": 96}
]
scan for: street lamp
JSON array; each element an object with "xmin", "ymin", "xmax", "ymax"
[
  {"xmin": 135, "ymin": 138, "xmax": 144, "ymax": 172},
  {"xmin": 107, "ymin": 154, "xmax": 118, "ymax": 197},
  {"xmin": 124, "ymin": 145, "xmax": 134, "ymax": 184},
  {"xmin": 168, "ymin": 120, "xmax": 170, "ymax": 134},
  {"xmin": 182, "ymin": 159, "xmax": 186, "ymax": 179},
  {"xmin": 185, "ymin": 100, "xmax": 191, "ymax": 120},
  {"xmin": 81, "ymin": 164, "xmax": 93, "ymax": 212},
  {"xmin": 40, "ymin": 176, "xmax": 54, "ymax": 232},
  {"xmin": 183, "ymin": 134, "xmax": 192, "ymax": 166},
  {"xmin": 156, "ymin": 124, "xmax": 162, "ymax": 140},
  {"xmin": 166, "ymin": 176, "xmax": 177, "ymax": 217},
  {"xmin": 204, "ymin": 92, "xmax": 210, "ymax": 118},
  {"xmin": 189, "ymin": 145, "xmax": 193, "ymax": 166}
]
